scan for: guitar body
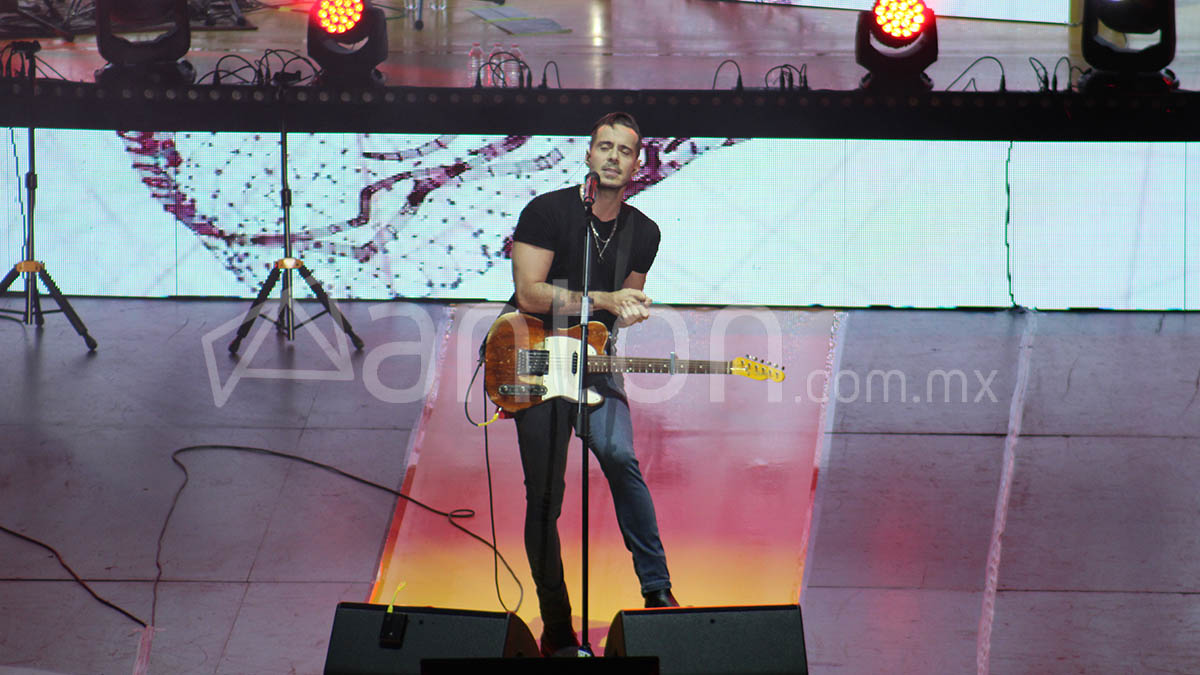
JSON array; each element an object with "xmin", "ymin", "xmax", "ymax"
[
  {"xmin": 483, "ymin": 311, "xmax": 784, "ymax": 413},
  {"xmin": 484, "ymin": 312, "xmax": 609, "ymax": 413}
]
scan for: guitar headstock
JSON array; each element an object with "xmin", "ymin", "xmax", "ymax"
[{"xmin": 730, "ymin": 356, "xmax": 785, "ymax": 382}]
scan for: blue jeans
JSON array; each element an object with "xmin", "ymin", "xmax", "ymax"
[{"xmin": 513, "ymin": 375, "xmax": 671, "ymax": 629}]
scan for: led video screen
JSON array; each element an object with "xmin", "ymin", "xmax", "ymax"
[{"xmin": 1, "ymin": 129, "xmax": 1196, "ymax": 309}]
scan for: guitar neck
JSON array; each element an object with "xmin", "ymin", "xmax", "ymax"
[{"xmin": 587, "ymin": 355, "xmax": 731, "ymax": 375}]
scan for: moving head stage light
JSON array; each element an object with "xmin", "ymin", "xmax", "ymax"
[
  {"xmin": 308, "ymin": 0, "xmax": 388, "ymax": 87},
  {"xmin": 94, "ymin": 0, "xmax": 194, "ymax": 86},
  {"xmin": 856, "ymin": 0, "xmax": 938, "ymax": 93},
  {"xmin": 1080, "ymin": 0, "xmax": 1177, "ymax": 93}
]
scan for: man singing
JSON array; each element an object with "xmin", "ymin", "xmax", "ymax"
[{"xmin": 508, "ymin": 112, "xmax": 678, "ymax": 657}]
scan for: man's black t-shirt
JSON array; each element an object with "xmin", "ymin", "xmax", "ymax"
[{"xmin": 509, "ymin": 185, "xmax": 661, "ymax": 331}]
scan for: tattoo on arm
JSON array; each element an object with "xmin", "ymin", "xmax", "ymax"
[{"xmin": 550, "ymin": 286, "xmax": 582, "ymax": 315}]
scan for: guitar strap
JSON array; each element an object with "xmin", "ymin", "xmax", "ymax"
[
  {"xmin": 612, "ymin": 205, "xmax": 635, "ymax": 292},
  {"xmin": 606, "ymin": 206, "xmax": 636, "ymax": 351}
]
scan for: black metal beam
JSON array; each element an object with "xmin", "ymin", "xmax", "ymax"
[{"xmin": 2, "ymin": 78, "xmax": 1199, "ymax": 141}]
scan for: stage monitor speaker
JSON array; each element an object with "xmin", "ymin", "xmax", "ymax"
[
  {"xmin": 423, "ymin": 656, "xmax": 660, "ymax": 674},
  {"xmin": 604, "ymin": 604, "xmax": 807, "ymax": 675},
  {"xmin": 323, "ymin": 602, "xmax": 539, "ymax": 674}
]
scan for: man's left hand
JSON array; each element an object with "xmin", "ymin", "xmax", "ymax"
[{"xmin": 614, "ymin": 297, "xmax": 650, "ymax": 327}]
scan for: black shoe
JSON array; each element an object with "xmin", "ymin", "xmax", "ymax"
[
  {"xmin": 539, "ymin": 623, "xmax": 580, "ymax": 658},
  {"xmin": 643, "ymin": 588, "xmax": 679, "ymax": 608}
]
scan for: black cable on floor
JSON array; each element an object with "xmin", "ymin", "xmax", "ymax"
[
  {"xmin": 2, "ymin": 438, "xmax": 526, "ymax": 636},
  {"xmin": 483, "ymin": 382, "xmax": 522, "ymax": 613},
  {"xmin": 153, "ymin": 444, "xmax": 524, "ymax": 625},
  {"xmin": 0, "ymin": 524, "xmax": 148, "ymax": 628},
  {"xmin": 463, "ymin": 351, "xmax": 524, "ymax": 613}
]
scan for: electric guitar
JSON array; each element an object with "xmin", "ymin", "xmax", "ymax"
[{"xmin": 483, "ymin": 312, "xmax": 785, "ymax": 413}]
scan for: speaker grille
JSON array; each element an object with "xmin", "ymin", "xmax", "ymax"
[{"xmin": 605, "ymin": 604, "xmax": 807, "ymax": 675}]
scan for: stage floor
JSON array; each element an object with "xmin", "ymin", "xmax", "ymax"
[
  {"xmin": 3, "ymin": 297, "xmax": 1200, "ymax": 672},
  {"xmin": 4, "ymin": 2, "xmax": 1200, "ymax": 671}
]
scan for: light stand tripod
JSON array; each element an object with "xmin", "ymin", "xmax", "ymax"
[
  {"xmin": 0, "ymin": 41, "xmax": 97, "ymax": 351},
  {"xmin": 228, "ymin": 73, "xmax": 363, "ymax": 354}
]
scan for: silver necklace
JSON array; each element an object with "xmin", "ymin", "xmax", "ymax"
[{"xmin": 590, "ymin": 218, "xmax": 615, "ymax": 260}]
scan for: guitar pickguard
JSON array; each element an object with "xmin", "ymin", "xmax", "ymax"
[{"xmin": 538, "ymin": 335, "xmax": 603, "ymax": 407}]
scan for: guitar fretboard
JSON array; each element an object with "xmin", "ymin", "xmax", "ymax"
[{"xmin": 587, "ymin": 356, "xmax": 731, "ymax": 375}]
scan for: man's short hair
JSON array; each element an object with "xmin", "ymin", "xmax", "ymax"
[{"xmin": 589, "ymin": 111, "xmax": 642, "ymax": 152}]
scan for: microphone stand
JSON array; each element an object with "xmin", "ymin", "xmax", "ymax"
[{"xmin": 574, "ymin": 178, "xmax": 597, "ymax": 655}]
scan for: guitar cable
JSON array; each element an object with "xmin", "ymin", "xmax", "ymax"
[
  {"xmin": 0, "ymin": 439, "xmax": 527, "ymax": 646},
  {"xmin": 0, "ymin": 332, "xmax": 521, "ymax": 649},
  {"xmin": 464, "ymin": 352, "xmax": 523, "ymax": 614},
  {"xmin": 464, "ymin": 355, "xmax": 502, "ymax": 428}
]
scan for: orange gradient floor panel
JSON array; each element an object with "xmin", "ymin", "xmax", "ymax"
[{"xmin": 372, "ymin": 303, "xmax": 839, "ymax": 648}]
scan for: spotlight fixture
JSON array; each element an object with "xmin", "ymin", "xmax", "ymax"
[
  {"xmin": 1079, "ymin": 0, "xmax": 1177, "ymax": 93},
  {"xmin": 855, "ymin": 0, "xmax": 938, "ymax": 92},
  {"xmin": 307, "ymin": 0, "xmax": 388, "ymax": 87},
  {"xmin": 94, "ymin": 0, "xmax": 194, "ymax": 86}
]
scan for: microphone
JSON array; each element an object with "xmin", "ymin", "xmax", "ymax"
[{"xmin": 582, "ymin": 171, "xmax": 599, "ymax": 206}]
